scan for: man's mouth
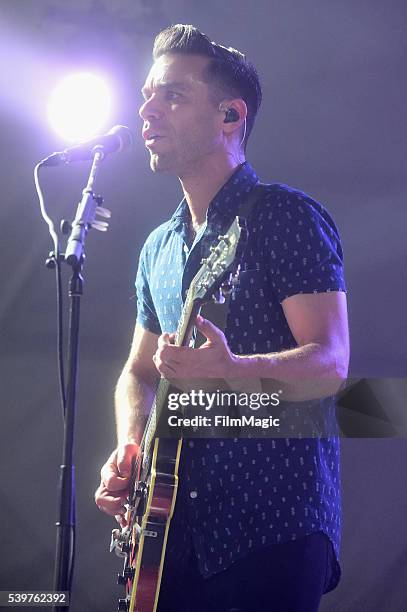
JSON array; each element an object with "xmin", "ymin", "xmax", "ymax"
[{"xmin": 145, "ymin": 135, "xmax": 164, "ymax": 148}]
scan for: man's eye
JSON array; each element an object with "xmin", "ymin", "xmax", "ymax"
[{"xmin": 167, "ymin": 91, "xmax": 181, "ymax": 101}]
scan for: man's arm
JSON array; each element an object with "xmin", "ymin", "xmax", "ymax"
[
  {"xmin": 95, "ymin": 324, "xmax": 160, "ymax": 525},
  {"xmin": 233, "ymin": 291, "xmax": 349, "ymax": 398},
  {"xmin": 154, "ymin": 291, "xmax": 349, "ymax": 401},
  {"xmin": 115, "ymin": 323, "xmax": 160, "ymax": 446}
]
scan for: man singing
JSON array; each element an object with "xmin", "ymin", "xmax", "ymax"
[{"xmin": 95, "ymin": 24, "xmax": 349, "ymax": 611}]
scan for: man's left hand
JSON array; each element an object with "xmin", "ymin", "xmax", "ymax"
[{"xmin": 153, "ymin": 315, "xmax": 236, "ymax": 382}]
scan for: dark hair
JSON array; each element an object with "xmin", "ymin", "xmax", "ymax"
[{"xmin": 152, "ymin": 24, "xmax": 262, "ymax": 151}]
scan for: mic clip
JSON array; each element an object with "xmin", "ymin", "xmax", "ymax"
[
  {"xmin": 91, "ymin": 196, "xmax": 112, "ymax": 232},
  {"xmin": 65, "ymin": 191, "xmax": 111, "ymax": 266}
]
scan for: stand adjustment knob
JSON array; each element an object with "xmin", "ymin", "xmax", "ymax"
[
  {"xmin": 45, "ymin": 251, "xmax": 57, "ymax": 269},
  {"xmin": 60, "ymin": 219, "xmax": 72, "ymax": 234},
  {"xmin": 118, "ymin": 599, "xmax": 129, "ymax": 611}
]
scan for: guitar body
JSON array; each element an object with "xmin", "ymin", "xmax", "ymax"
[{"xmin": 128, "ymin": 438, "xmax": 182, "ymax": 612}]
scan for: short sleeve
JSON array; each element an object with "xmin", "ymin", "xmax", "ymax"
[
  {"xmin": 267, "ymin": 189, "xmax": 347, "ymax": 303},
  {"xmin": 134, "ymin": 242, "xmax": 162, "ymax": 335}
]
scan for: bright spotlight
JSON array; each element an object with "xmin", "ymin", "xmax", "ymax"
[{"xmin": 47, "ymin": 72, "xmax": 112, "ymax": 143}]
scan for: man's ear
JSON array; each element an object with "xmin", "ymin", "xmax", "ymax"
[{"xmin": 218, "ymin": 99, "xmax": 247, "ymax": 133}]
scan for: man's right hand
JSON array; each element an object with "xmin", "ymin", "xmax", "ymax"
[{"xmin": 94, "ymin": 443, "xmax": 139, "ymax": 528}]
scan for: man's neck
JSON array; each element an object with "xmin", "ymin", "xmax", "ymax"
[{"xmin": 179, "ymin": 154, "xmax": 245, "ymax": 227}]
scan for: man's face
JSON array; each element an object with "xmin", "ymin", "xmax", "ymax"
[{"xmin": 139, "ymin": 53, "xmax": 222, "ymax": 175}]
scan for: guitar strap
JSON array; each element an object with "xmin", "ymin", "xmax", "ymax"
[{"xmin": 197, "ymin": 181, "xmax": 267, "ymax": 342}]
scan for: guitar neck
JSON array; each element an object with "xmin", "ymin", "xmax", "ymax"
[{"xmin": 142, "ymin": 292, "xmax": 200, "ymax": 459}]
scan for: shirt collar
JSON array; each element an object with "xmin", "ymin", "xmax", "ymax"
[
  {"xmin": 168, "ymin": 162, "xmax": 259, "ymax": 230},
  {"xmin": 207, "ymin": 161, "xmax": 259, "ymax": 220}
]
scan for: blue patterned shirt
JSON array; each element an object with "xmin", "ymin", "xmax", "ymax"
[{"xmin": 135, "ymin": 162, "xmax": 346, "ymax": 592}]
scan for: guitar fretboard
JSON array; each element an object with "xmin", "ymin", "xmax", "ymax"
[{"xmin": 142, "ymin": 289, "xmax": 196, "ymax": 461}]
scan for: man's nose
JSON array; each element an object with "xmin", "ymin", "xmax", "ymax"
[{"xmin": 139, "ymin": 95, "xmax": 162, "ymax": 121}]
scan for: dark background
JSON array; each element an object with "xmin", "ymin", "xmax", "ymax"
[{"xmin": 0, "ymin": 1, "xmax": 406, "ymax": 610}]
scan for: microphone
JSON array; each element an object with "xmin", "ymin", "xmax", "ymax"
[{"xmin": 40, "ymin": 125, "xmax": 133, "ymax": 166}]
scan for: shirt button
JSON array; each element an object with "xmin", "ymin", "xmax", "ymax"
[
  {"xmin": 183, "ymin": 245, "xmax": 189, "ymax": 253},
  {"xmin": 190, "ymin": 491, "xmax": 198, "ymax": 499}
]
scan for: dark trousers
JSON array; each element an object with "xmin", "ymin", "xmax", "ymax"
[{"xmin": 158, "ymin": 531, "xmax": 336, "ymax": 612}]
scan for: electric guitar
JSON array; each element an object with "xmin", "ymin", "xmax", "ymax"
[{"xmin": 110, "ymin": 216, "xmax": 247, "ymax": 612}]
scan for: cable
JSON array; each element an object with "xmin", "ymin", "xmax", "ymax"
[
  {"xmin": 239, "ymin": 117, "xmax": 247, "ymax": 150},
  {"xmin": 34, "ymin": 163, "xmax": 66, "ymax": 417}
]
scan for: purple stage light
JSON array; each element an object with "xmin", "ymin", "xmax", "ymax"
[{"xmin": 47, "ymin": 72, "xmax": 112, "ymax": 142}]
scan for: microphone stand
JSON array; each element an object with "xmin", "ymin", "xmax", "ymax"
[{"xmin": 51, "ymin": 146, "xmax": 110, "ymax": 612}]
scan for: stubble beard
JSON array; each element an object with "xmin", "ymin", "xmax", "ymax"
[
  {"xmin": 149, "ymin": 149, "xmax": 177, "ymax": 173},
  {"xmin": 149, "ymin": 133, "xmax": 216, "ymax": 177}
]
